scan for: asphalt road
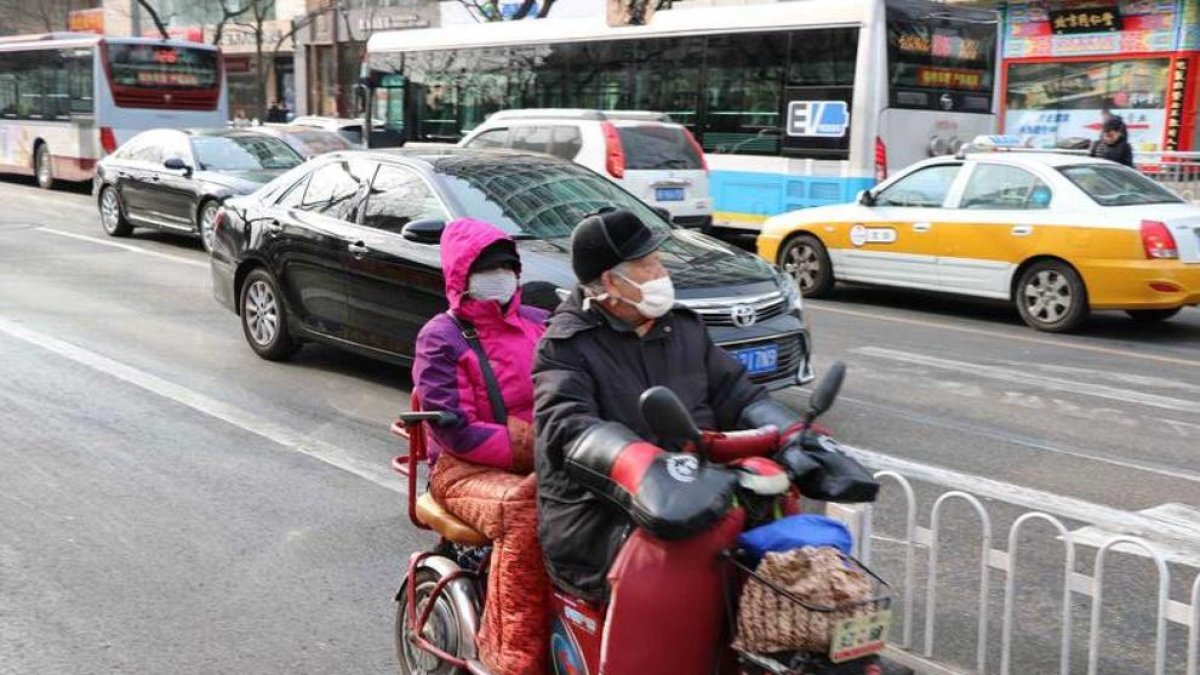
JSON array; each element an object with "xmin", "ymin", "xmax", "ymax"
[{"xmin": 1, "ymin": 178, "xmax": 1197, "ymax": 674}]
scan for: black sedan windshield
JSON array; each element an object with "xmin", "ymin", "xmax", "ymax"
[
  {"xmin": 192, "ymin": 135, "xmax": 303, "ymax": 172},
  {"xmin": 434, "ymin": 154, "xmax": 672, "ymax": 239}
]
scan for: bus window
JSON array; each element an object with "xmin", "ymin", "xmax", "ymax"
[{"xmin": 703, "ymin": 32, "xmax": 787, "ymax": 156}]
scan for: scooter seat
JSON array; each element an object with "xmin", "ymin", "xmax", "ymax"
[{"xmin": 415, "ymin": 493, "xmax": 490, "ymax": 547}]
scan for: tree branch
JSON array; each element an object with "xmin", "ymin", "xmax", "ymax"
[{"xmin": 135, "ymin": 0, "xmax": 170, "ymax": 39}]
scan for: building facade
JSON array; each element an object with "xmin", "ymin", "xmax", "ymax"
[{"xmin": 999, "ymin": 0, "xmax": 1199, "ymax": 152}]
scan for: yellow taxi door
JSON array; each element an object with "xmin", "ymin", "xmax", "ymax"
[
  {"xmin": 840, "ymin": 162, "xmax": 965, "ymax": 291},
  {"xmin": 938, "ymin": 162, "xmax": 1053, "ymax": 299}
]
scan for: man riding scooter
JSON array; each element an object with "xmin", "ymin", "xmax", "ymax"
[{"xmin": 533, "ymin": 209, "xmax": 866, "ymax": 674}]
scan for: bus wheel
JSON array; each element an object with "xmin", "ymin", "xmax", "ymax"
[
  {"xmin": 99, "ymin": 186, "xmax": 133, "ymax": 237},
  {"xmin": 34, "ymin": 143, "xmax": 54, "ymax": 190}
]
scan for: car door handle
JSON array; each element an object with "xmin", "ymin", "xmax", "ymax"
[
  {"xmin": 348, "ymin": 241, "xmax": 370, "ymax": 257},
  {"xmin": 264, "ymin": 220, "xmax": 283, "ymax": 235},
  {"xmin": 1011, "ymin": 225, "xmax": 1034, "ymax": 236},
  {"xmin": 913, "ymin": 222, "xmax": 932, "ymax": 233}
]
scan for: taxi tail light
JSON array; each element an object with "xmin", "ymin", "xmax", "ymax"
[
  {"xmin": 682, "ymin": 127, "xmax": 708, "ymax": 173},
  {"xmin": 601, "ymin": 122, "xmax": 625, "ymax": 179},
  {"xmin": 874, "ymin": 136, "xmax": 887, "ymax": 182},
  {"xmin": 1140, "ymin": 220, "xmax": 1178, "ymax": 259},
  {"xmin": 99, "ymin": 126, "xmax": 118, "ymax": 155}
]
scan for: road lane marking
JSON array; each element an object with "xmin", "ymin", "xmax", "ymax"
[
  {"xmin": 845, "ymin": 445, "xmax": 1200, "ymax": 567},
  {"xmin": 0, "ymin": 316, "xmax": 402, "ymax": 494},
  {"xmin": 854, "ymin": 346, "xmax": 1200, "ymax": 414},
  {"xmin": 839, "ymin": 394, "xmax": 1200, "ymax": 484},
  {"xmin": 32, "ymin": 227, "xmax": 208, "ymax": 269},
  {"xmin": 810, "ymin": 302, "xmax": 1200, "ymax": 368},
  {"xmin": 1069, "ymin": 503, "xmax": 1200, "ymax": 561}
]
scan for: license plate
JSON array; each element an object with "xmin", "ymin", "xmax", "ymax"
[
  {"xmin": 829, "ymin": 609, "xmax": 892, "ymax": 663},
  {"xmin": 732, "ymin": 344, "xmax": 778, "ymax": 376},
  {"xmin": 655, "ymin": 187, "xmax": 685, "ymax": 202}
]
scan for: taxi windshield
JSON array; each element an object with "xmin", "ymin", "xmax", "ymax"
[{"xmin": 1059, "ymin": 164, "xmax": 1183, "ymax": 207}]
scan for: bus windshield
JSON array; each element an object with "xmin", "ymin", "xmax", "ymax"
[
  {"xmin": 107, "ymin": 44, "xmax": 220, "ymax": 89},
  {"xmin": 886, "ymin": 0, "xmax": 997, "ymax": 113}
]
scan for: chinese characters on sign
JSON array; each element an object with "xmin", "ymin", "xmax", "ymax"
[
  {"xmin": 1048, "ymin": 7, "xmax": 1123, "ymax": 35},
  {"xmin": 1164, "ymin": 58, "xmax": 1189, "ymax": 151},
  {"xmin": 917, "ymin": 67, "xmax": 983, "ymax": 90}
]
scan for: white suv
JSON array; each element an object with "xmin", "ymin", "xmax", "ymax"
[{"xmin": 460, "ymin": 109, "xmax": 713, "ymax": 229}]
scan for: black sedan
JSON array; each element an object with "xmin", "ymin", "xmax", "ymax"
[
  {"xmin": 95, "ymin": 128, "xmax": 304, "ymax": 252},
  {"xmin": 210, "ymin": 149, "xmax": 814, "ymax": 390}
]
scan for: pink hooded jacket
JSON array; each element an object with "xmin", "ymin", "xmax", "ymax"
[{"xmin": 412, "ymin": 218, "xmax": 549, "ymax": 470}]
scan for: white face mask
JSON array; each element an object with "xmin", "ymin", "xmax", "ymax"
[
  {"xmin": 468, "ymin": 269, "xmax": 518, "ymax": 304},
  {"xmin": 615, "ymin": 272, "xmax": 675, "ymax": 319}
]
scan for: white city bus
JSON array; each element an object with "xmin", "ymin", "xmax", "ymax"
[
  {"xmin": 0, "ymin": 33, "xmax": 227, "ymax": 188},
  {"xmin": 365, "ymin": 0, "xmax": 999, "ymax": 229}
]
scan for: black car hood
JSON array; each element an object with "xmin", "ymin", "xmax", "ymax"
[
  {"xmin": 515, "ymin": 228, "xmax": 778, "ymax": 295},
  {"xmin": 198, "ymin": 169, "xmax": 287, "ymax": 194}
]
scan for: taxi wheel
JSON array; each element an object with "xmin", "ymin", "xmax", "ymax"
[
  {"xmin": 780, "ymin": 235, "xmax": 834, "ymax": 298},
  {"xmin": 1016, "ymin": 261, "xmax": 1088, "ymax": 333},
  {"xmin": 1126, "ymin": 308, "xmax": 1182, "ymax": 323}
]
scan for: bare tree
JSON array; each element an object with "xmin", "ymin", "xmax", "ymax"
[
  {"xmin": 455, "ymin": 0, "xmax": 557, "ymax": 23},
  {"xmin": 134, "ymin": 0, "xmax": 171, "ymax": 38}
]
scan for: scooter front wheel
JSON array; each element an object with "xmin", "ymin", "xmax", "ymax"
[{"xmin": 396, "ymin": 567, "xmax": 478, "ymax": 675}]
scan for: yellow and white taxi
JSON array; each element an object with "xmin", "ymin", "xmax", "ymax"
[{"xmin": 757, "ymin": 140, "xmax": 1200, "ymax": 332}]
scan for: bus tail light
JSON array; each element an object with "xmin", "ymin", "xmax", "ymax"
[
  {"xmin": 601, "ymin": 122, "xmax": 625, "ymax": 179},
  {"xmin": 682, "ymin": 127, "xmax": 708, "ymax": 173},
  {"xmin": 1140, "ymin": 220, "xmax": 1178, "ymax": 259},
  {"xmin": 100, "ymin": 127, "xmax": 118, "ymax": 155},
  {"xmin": 874, "ymin": 136, "xmax": 887, "ymax": 182}
]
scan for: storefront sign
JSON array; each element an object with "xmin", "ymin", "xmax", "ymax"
[
  {"xmin": 68, "ymin": 8, "xmax": 104, "ymax": 35},
  {"xmin": 1005, "ymin": 108, "xmax": 1166, "ymax": 151},
  {"xmin": 1048, "ymin": 7, "xmax": 1122, "ymax": 34},
  {"xmin": 1164, "ymin": 57, "xmax": 1189, "ymax": 151}
]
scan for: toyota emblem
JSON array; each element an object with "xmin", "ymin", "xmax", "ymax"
[
  {"xmin": 939, "ymin": 93, "xmax": 954, "ymax": 111},
  {"xmin": 730, "ymin": 304, "xmax": 757, "ymax": 328}
]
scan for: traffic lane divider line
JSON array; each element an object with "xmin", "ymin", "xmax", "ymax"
[
  {"xmin": 0, "ymin": 316, "xmax": 403, "ymax": 495},
  {"xmin": 839, "ymin": 394, "xmax": 1200, "ymax": 485},
  {"xmin": 31, "ymin": 227, "xmax": 209, "ymax": 269},
  {"xmin": 854, "ymin": 346, "xmax": 1200, "ymax": 415},
  {"xmin": 808, "ymin": 301, "xmax": 1200, "ymax": 369}
]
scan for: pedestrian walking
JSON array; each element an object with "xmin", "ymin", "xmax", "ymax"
[{"xmin": 1090, "ymin": 116, "xmax": 1134, "ymax": 167}]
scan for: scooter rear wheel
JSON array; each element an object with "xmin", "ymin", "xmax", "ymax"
[{"xmin": 396, "ymin": 568, "xmax": 471, "ymax": 675}]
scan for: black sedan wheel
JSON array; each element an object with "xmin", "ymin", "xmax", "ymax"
[
  {"xmin": 99, "ymin": 186, "xmax": 133, "ymax": 237},
  {"xmin": 198, "ymin": 200, "xmax": 220, "ymax": 254},
  {"xmin": 1126, "ymin": 307, "xmax": 1182, "ymax": 323},
  {"xmin": 1016, "ymin": 260, "xmax": 1088, "ymax": 333},
  {"xmin": 780, "ymin": 234, "xmax": 834, "ymax": 297},
  {"xmin": 240, "ymin": 268, "xmax": 299, "ymax": 361}
]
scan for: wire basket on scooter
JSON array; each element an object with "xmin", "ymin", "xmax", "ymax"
[{"xmin": 722, "ymin": 547, "xmax": 893, "ymax": 670}]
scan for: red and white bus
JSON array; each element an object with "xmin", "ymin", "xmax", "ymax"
[{"xmin": 0, "ymin": 33, "xmax": 227, "ymax": 189}]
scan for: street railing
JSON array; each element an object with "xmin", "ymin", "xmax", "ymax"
[
  {"xmin": 1135, "ymin": 151, "xmax": 1200, "ymax": 203},
  {"xmin": 828, "ymin": 452, "xmax": 1200, "ymax": 675}
]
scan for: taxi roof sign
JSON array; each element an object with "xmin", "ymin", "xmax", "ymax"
[{"xmin": 971, "ymin": 135, "xmax": 1027, "ymax": 149}]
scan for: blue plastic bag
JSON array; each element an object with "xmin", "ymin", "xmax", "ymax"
[{"xmin": 737, "ymin": 514, "xmax": 853, "ymax": 563}]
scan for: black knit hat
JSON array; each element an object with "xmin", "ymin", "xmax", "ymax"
[
  {"xmin": 1102, "ymin": 116, "xmax": 1125, "ymax": 133},
  {"xmin": 570, "ymin": 209, "xmax": 668, "ymax": 283},
  {"xmin": 470, "ymin": 239, "xmax": 521, "ymax": 274}
]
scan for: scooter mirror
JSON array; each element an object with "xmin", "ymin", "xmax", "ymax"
[
  {"xmin": 805, "ymin": 361, "xmax": 846, "ymax": 421},
  {"xmin": 639, "ymin": 386, "xmax": 701, "ymax": 446}
]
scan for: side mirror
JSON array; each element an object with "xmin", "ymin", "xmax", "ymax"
[
  {"xmin": 164, "ymin": 156, "xmax": 191, "ymax": 175},
  {"xmin": 650, "ymin": 206, "xmax": 673, "ymax": 224},
  {"xmin": 400, "ymin": 218, "xmax": 445, "ymax": 244},
  {"xmin": 639, "ymin": 386, "xmax": 701, "ymax": 449},
  {"xmin": 857, "ymin": 189, "xmax": 874, "ymax": 206},
  {"xmin": 804, "ymin": 361, "xmax": 846, "ymax": 425}
]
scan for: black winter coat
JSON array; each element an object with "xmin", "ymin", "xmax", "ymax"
[
  {"xmin": 532, "ymin": 288, "xmax": 769, "ymax": 602},
  {"xmin": 1090, "ymin": 137, "xmax": 1134, "ymax": 167}
]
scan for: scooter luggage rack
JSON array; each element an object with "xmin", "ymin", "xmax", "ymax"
[{"xmin": 721, "ymin": 548, "xmax": 894, "ymax": 673}]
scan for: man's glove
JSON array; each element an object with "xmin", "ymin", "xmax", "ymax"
[{"xmin": 565, "ymin": 422, "xmax": 737, "ymax": 540}]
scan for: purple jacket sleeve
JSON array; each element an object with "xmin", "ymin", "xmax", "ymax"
[{"xmin": 413, "ymin": 318, "xmax": 513, "ymax": 470}]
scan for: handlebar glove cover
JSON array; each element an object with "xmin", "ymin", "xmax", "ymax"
[
  {"xmin": 794, "ymin": 435, "xmax": 881, "ymax": 504},
  {"xmin": 739, "ymin": 399, "xmax": 823, "ymax": 483},
  {"xmin": 564, "ymin": 422, "xmax": 738, "ymax": 541}
]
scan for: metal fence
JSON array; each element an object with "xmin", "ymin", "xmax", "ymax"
[
  {"xmin": 828, "ymin": 462, "xmax": 1200, "ymax": 675},
  {"xmin": 1135, "ymin": 152, "xmax": 1200, "ymax": 203}
]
